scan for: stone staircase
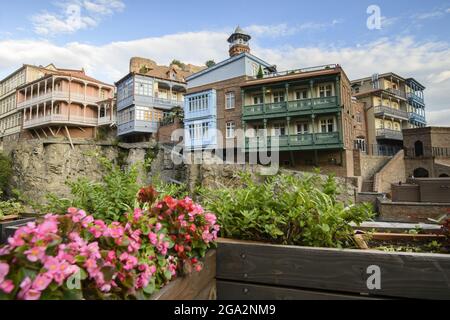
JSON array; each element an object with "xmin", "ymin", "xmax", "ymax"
[{"xmin": 361, "ymin": 177, "xmax": 375, "ymax": 192}]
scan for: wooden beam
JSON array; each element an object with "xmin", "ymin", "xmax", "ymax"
[
  {"xmin": 33, "ymin": 129, "xmax": 41, "ymax": 140},
  {"xmin": 40, "ymin": 128, "xmax": 48, "ymax": 138},
  {"xmin": 78, "ymin": 127, "xmax": 86, "ymax": 133},
  {"xmin": 216, "ymin": 238, "xmax": 450, "ymax": 300},
  {"xmin": 55, "ymin": 126, "xmax": 61, "ymax": 136},
  {"xmin": 48, "ymin": 127, "xmax": 55, "ymax": 137},
  {"xmin": 64, "ymin": 126, "xmax": 74, "ymax": 150}
]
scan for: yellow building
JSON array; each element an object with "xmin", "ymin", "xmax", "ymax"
[
  {"xmin": 351, "ymin": 72, "xmax": 426, "ymax": 155},
  {"xmin": 0, "ymin": 64, "xmax": 53, "ymax": 150}
]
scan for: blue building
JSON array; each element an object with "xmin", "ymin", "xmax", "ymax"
[
  {"xmin": 184, "ymin": 27, "xmax": 276, "ymax": 152},
  {"xmin": 115, "ymin": 59, "xmax": 192, "ymax": 140},
  {"xmin": 406, "ymin": 78, "xmax": 427, "ymax": 128}
]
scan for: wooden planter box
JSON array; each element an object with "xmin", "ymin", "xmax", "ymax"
[
  {"xmin": 0, "ymin": 218, "xmax": 36, "ymax": 244},
  {"xmin": 216, "ymin": 238, "xmax": 450, "ymax": 300},
  {"xmin": 152, "ymin": 250, "xmax": 216, "ymax": 300}
]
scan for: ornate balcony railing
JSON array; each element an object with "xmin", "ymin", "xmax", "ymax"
[
  {"xmin": 376, "ymin": 128, "xmax": 403, "ymax": 141},
  {"xmin": 243, "ymin": 96, "xmax": 339, "ymax": 118},
  {"xmin": 245, "ymin": 132, "xmax": 340, "ymax": 150},
  {"xmin": 23, "ymin": 114, "xmax": 99, "ymax": 129},
  {"xmin": 374, "ymin": 105, "xmax": 409, "ymax": 120}
]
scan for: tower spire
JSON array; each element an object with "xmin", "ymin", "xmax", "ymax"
[{"xmin": 227, "ymin": 26, "xmax": 251, "ymax": 57}]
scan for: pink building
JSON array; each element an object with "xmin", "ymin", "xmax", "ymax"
[{"xmin": 16, "ymin": 65, "xmax": 115, "ymax": 141}]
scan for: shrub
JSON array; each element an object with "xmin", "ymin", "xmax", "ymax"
[
  {"xmin": 0, "ymin": 189, "xmax": 219, "ymax": 300},
  {"xmin": 0, "ymin": 195, "xmax": 24, "ymax": 219},
  {"xmin": 0, "ymin": 153, "xmax": 12, "ymax": 196},
  {"xmin": 200, "ymin": 172, "xmax": 374, "ymax": 249},
  {"xmin": 40, "ymin": 158, "xmax": 187, "ymax": 223}
]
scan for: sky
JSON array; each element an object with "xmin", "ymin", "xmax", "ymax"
[{"xmin": 1, "ymin": 0, "xmax": 450, "ymax": 125}]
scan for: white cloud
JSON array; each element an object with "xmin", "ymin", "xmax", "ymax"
[
  {"xmin": 380, "ymin": 16, "xmax": 399, "ymax": 28},
  {"xmin": 0, "ymin": 31, "xmax": 449, "ymax": 125},
  {"xmin": 412, "ymin": 7, "xmax": 450, "ymax": 20},
  {"xmin": 32, "ymin": 0, "xmax": 125, "ymax": 36},
  {"xmin": 245, "ymin": 20, "xmax": 343, "ymax": 38}
]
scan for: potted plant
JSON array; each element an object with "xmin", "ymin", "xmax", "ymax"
[
  {"xmin": 0, "ymin": 187, "xmax": 219, "ymax": 300},
  {"xmin": 200, "ymin": 172, "xmax": 450, "ymax": 300}
]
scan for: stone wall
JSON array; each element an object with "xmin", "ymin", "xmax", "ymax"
[
  {"xmin": 10, "ymin": 140, "xmax": 119, "ymax": 203},
  {"xmin": 374, "ymin": 150, "xmax": 406, "ymax": 194},
  {"xmin": 359, "ymin": 153, "xmax": 391, "ymax": 180}
]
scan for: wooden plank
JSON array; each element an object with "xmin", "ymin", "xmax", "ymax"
[
  {"xmin": 216, "ymin": 238, "xmax": 450, "ymax": 300},
  {"xmin": 217, "ymin": 281, "xmax": 383, "ymax": 300},
  {"xmin": 194, "ymin": 280, "xmax": 217, "ymax": 300},
  {"xmin": 152, "ymin": 250, "xmax": 216, "ymax": 300}
]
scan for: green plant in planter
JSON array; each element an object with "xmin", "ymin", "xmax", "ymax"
[
  {"xmin": 0, "ymin": 196, "xmax": 24, "ymax": 219},
  {"xmin": 200, "ymin": 172, "xmax": 374, "ymax": 249}
]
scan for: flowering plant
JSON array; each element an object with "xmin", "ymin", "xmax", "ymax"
[{"xmin": 0, "ymin": 187, "xmax": 219, "ymax": 300}]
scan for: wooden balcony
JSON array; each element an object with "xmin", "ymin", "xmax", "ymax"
[
  {"xmin": 376, "ymin": 128, "xmax": 403, "ymax": 141},
  {"xmin": 374, "ymin": 106, "xmax": 409, "ymax": 121},
  {"xmin": 245, "ymin": 132, "xmax": 342, "ymax": 152},
  {"xmin": 23, "ymin": 114, "xmax": 99, "ymax": 129},
  {"xmin": 243, "ymin": 96, "xmax": 339, "ymax": 120}
]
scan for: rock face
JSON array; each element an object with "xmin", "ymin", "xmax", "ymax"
[{"xmin": 10, "ymin": 141, "xmax": 118, "ymax": 204}]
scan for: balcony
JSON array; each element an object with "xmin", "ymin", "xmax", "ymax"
[
  {"xmin": 374, "ymin": 106, "xmax": 409, "ymax": 120},
  {"xmin": 245, "ymin": 132, "xmax": 341, "ymax": 151},
  {"xmin": 376, "ymin": 128, "xmax": 403, "ymax": 141},
  {"xmin": 23, "ymin": 114, "xmax": 99, "ymax": 129},
  {"xmin": 118, "ymin": 120, "xmax": 158, "ymax": 136},
  {"xmin": 98, "ymin": 115, "xmax": 116, "ymax": 126},
  {"xmin": 385, "ymin": 88, "xmax": 406, "ymax": 99},
  {"xmin": 243, "ymin": 96, "xmax": 339, "ymax": 120},
  {"xmin": 117, "ymin": 94, "xmax": 183, "ymax": 111},
  {"xmin": 17, "ymin": 91, "xmax": 102, "ymax": 109},
  {"xmin": 409, "ymin": 112, "xmax": 426, "ymax": 124},
  {"xmin": 407, "ymin": 93, "xmax": 425, "ymax": 106}
]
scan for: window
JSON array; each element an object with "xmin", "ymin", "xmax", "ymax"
[
  {"xmin": 414, "ymin": 141, "xmax": 424, "ymax": 157},
  {"xmin": 297, "ymin": 123, "xmax": 309, "ymax": 135},
  {"xmin": 135, "ymin": 78, "xmax": 153, "ymax": 96},
  {"xmin": 273, "ymin": 123, "xmax": 286, "ymax": 136},
  {"xmin": 253, "ymin": 95, "xmax": 263, "ymax": 105},
  {"xmin": 296, "ymin": 90, "xmax": 308, "ymax": 100},
  {"xmin": 356, "ymin": 112, "xmax": 362, "ymax": 123},
  {"xmin": 320, "ymin": 118, "xmax": 334, "ymax": 133},
  {"xmin": 226, "ymin": 122, "xmax": 235, "ymax": 139},
  {"xmin": 188, "ymin": 94, "xmax": 209, "ymax": 112},
  {"xmin": 273, "ymin": 91, "xmax": 285, "ymax": 103},
  {"xmin": 202, "ymin": 123, "xmax": 209, "ymax": 138},
  {"xmin": 225, "ymin": 92, "xmax": 235, "ymax": 109},
  {"xmin": 355, "ymin": 138, "xmax": 366, "ymax": 153},
  {"xmin": 319, "ymin": 85, "xmax": 333, "ymax": 98}
]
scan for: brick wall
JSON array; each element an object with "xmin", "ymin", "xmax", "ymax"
[
  {"xmin": 379, "ymin": 199, "xmax": 450, "ymax": 223},
  {"xmin": 157, "ymin": 118, "xmax": 183, "ymax": 145}
]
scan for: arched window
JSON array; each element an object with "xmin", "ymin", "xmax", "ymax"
[
  {"xmin": 414, "ymin": 140, "xmax": 424, "ymax": 157},
  {"xmin": 413, "ymin": 167, "xmax": 429, "ymax": 178}
]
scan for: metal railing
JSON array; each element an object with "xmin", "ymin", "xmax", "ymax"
[
  {"xmin": 260, "ymin": 64, "xmax": 338, "ymax": 79},
  {"xmin": 245, "ymin": 132, "xmax": 340, "ymax": 149},
  {"xmin": 374, "ymin": 105, "xmax": 409, "ymax": 119},
  {"xmin": 376, "ymin": 128, "xmax": 403, "ymax": 141}
]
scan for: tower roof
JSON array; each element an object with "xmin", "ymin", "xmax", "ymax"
[{"xmin": 227, "ymin": 26, "xmax": 251, "ymax": 43}]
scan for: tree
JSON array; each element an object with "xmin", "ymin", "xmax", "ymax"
[
  {"xmin": 171, "ymin": 59, "xmax": 186, "ymax": 69},
  {"xmin": 256, "ymin": 65, "xmax": 264, "ymax": 79},
  {"xmin": 205, "ymin": 60, "xmax": 216, "ymax": 68}
]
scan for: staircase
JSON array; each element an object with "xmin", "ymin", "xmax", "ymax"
[{"xmin": 361, "ymin": 177, "xmax": 375, "ymax": 192}]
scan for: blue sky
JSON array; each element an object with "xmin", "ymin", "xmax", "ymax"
[{"xmin": 1, "ymin": 0, "xmax": 450, "ymax": 124}]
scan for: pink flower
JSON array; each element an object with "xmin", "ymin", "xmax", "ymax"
[
  {"xmin": 37, "ymin": 220, "xmax": 58, "ymax": 235},
  {"xmin": 0, "ymin": 280, "xmax": 14, "ymax": 294},
  {"xmin": 149, "ymin": 232, "xmax": 157, "ymax": 245},
  {"xmin": 32, "ymin": 274, "xmax": 52, "ymax": 291},
  {"xmin": 107, "ymin": 222, "xmax": 124, "ymax": 239},
  {"xmin": 155, "ymin": 223, "xmax": 162, "ymax": 232},
  {"xmin": 195, "ymin": 264, "xmax": 203, "ymax": 272},
  {"xmin": 0, "ymin": 245, "xmax": 12, "ymax": 256},
  {"xmin": 24, "ymin": 246, "xmax": 46, "ymax": 262},
  {"xmin": 133, "ymin": 208, "xmax": 143, "ymax": 222},
  {"xmin": 106, "ymin": 250, "xmax": 116, "ymax": 262},
  {"xmin": 149, "ymin": 265, "xmax": 157, "ymax": 275},
  {"xmin": 81, "ymin": 215, "xmax": 94, "ymax": 228},
  {"xmin": 23, "ymin": 289, "xmax": 41, "ymax": 300},
  {"xmin": 205, "ymin": 213, "xmax": 217, "ymax": 226},
  {"xmin": 69, "ymin": 208, "xmax": 87, "ymax": 223},
  {"xmin": 0, "ymin": 262, "xmax": 9, "ymax": 283}
]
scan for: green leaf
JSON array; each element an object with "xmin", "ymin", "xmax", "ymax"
[{"xmin": 143, "ymin": 279, "xmax": 156, "ymax": 295}]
